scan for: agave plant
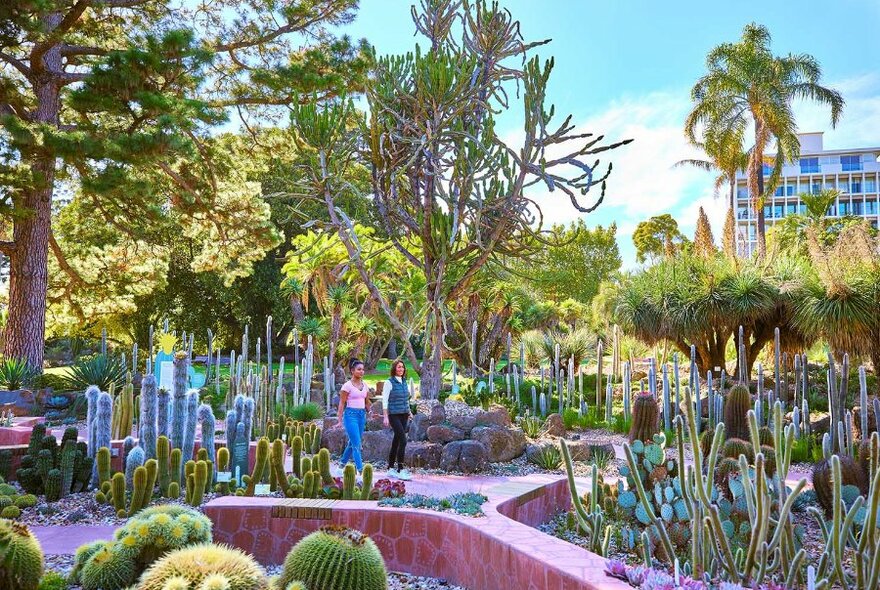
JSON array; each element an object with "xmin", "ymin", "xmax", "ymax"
[
  {"xmin": 62, "ymin": 354, "xmax": 127, "ymax": 392},
  {"xmin": 0, "ymin": 357, "xmax": 40, "ymax": 390}
]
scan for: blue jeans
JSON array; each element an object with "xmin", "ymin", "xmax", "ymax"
[{"xmin": 340, "ymin": 408, "xmax": 366, "ymax": 471}]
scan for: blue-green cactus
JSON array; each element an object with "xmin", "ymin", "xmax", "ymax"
[{"xmin": 618, "ymin": 490, "xmax": 638, "ymax": 509}]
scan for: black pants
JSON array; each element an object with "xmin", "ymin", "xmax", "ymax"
[{"xmin": 388, "ymin": 413, "xmax": 409, "ymax": 470}]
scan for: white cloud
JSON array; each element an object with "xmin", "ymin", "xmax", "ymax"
[{"xmin": 511, "ymin": 72, "xmax": 880, "ymax": 269}]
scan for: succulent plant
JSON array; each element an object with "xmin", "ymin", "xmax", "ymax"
[
  {"xmin": 0, "ymin": 520, "xmax": 43, "ymax": 590},
  {"xmin": 629, "ymin": 394, "xmax": 659, "ymax": 443},
  {"xmin": 277, "ymin": 526, "xmax": 386, "ymax": 590},
  {"xmin": 136, "ymin": 543, "xmax": 267, "ymax": 590},
  {"xmin": 812, "ymin": 454, "xmax": 867, "ymax": 516},
  {"xmin": 723, "ymin": 383, "xmax": 751, "ymax": 441}
]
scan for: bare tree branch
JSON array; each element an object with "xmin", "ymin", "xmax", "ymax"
[
  {"xmin": 0, "ymin": 52, "xmax": 32, "ymax": 77},
  {"xmin": 31, "ymin": 1, "xmax": 91, "ymax": 72}
]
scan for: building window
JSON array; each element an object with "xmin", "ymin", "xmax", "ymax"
[
  {"xmin": 773, "ymin": 204, "xmax": 783, "ymax": 218},
  {"xmin": 866, "ymin": 178, "xmax": 877, "ymax": 192},
  {"xmin": 851, "ymin": 179, "xmax": 862, "ymax": 193},
  {"xmin": 841, "ymin": 155, "xmax": 862, "ymax": 171},
  {"xmin": 839, "ymin": 201, "xmax": 851, "ymax": 215},
  {"xmin": 852, "ymin": 201, "xmax": 863, "ymax": 215},
  {"xmin": 787, "ymin": 202, "xmax": 798, "ymax": 215},
  {"xmin": 774, "ymin": 186, "xmax": 784, "ymax": 197},
  {"xmin": 737, "ymin": 206, "xmax": 749, "ymax": 219},
  {"xmin": 786, "ymin": 183, "xmax": 796, "ymax": 196},
  {"xmin": 737, "ymin": 186, "xmax": 748, "ymax": 199},
  {"xmin": 867, "ymin": 201, "xmax": 878, "ymax": 215},
  {"xmin": 762, "ymin": 163, "xmax": 772, "ymax": 176},
  {"xmin": 764, "ymin": 205, "xmax": 772, "ymax": 219},
  {"xmin": 748, "ymin": 225, "xmax": 756, "ymax": 239},
  {"xmin": 811, "ymin": 182, "xmax": 822, "ymax": 195},
  {"xmin": 800, "ymin": 157, "xmax": 820, "ymax": 174}
]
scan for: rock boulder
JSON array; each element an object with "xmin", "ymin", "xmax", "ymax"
[{"xmin": 471, "ymin": 426, "xmax": 526, "ymax": 462}]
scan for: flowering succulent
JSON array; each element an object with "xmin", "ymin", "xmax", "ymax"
[
  {"xmin": 370, "ymin": 478, "xmax": 406, "ymax": 500},
  {"xmin": 605, "ymin": 559, "xmax": 628, "ymax": 581}
]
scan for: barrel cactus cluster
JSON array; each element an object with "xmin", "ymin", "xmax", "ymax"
[
  {"xmin": 277, "ymin": 526, "xmax": 387, "ymax": 590},
  {"xmin": 70, "ymin": 505, "xmax": 212, "ymax": 590},
  {"xmin": 0, "ymin": 520, "xmax": 44, "ymax": 590}
]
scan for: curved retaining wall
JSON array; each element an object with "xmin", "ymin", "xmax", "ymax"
[{"xmin": 204, "ymin": 475, "xmax": 629, "ymax": 590}]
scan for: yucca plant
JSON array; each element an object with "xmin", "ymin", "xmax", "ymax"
[
  {"xmin": 0, "ymin": 357, "xmax": 40, "ymax": 390},
  {"xmin": 541, "ymin": 326, "xmax": 594, "ymax": 368},
  {"xmin": 529, "ymin": 444, "xmax": 562, "ymax": 470},
  {"xmin": 62, "ymin": 354, "xmax": 126, "ymax": 392}
]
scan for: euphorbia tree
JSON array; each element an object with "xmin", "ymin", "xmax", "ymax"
[{"xmin": 288, "ymin": 0, "xmax": 629, "ymax": 398}]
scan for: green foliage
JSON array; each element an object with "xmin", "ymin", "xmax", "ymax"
[
  {"xmin": 0, "ymin": 357, "xmax": 40, "ymax": 390},
  {"xmin": 62, "ymin": 355, "xmax": 126, "ymax": 393},
  {"xmin": 513, "ymin": 220, "xmax": 621, "ymax": 305},
  {"xmin": 37, "ymin": 571, "xmax": 68, "ymax": 590},
  {"xmin": 590, "ymin": 448, "xmax": 615, "ymax": 472},
  {"xmin": 378, "ymin": 492, "xmax": 488, "ymax": 516},
  {"xmin": 289, "ymin": 403, "xmax": 322, "ymax": 422},
  {"xmin": 517, "ymin": 412, "xmax": 542, "ymax": 438},
  {"xmin": 632, "ymin": 214, "xmax": 690, "ymax": 263},
  {"xmin": 277, "ymin": 526, "xmax": 386, "ymax": 590},
  {"xmin": 136, "ymin": 543, "xmax": 266, "ymax": 590},
  {"xmin": 529, "ymin": 444, "xmax": 563, "ymax": 470}
]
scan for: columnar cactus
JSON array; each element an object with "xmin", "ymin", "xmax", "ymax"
[
  {"xmin": 629, "ymin": 394, "xmax": 659, "ymax": 443},
  {"xmin": 85, "ymin": 386, "xmax": 100, "ymax": 459},
  {"xmin": 125, "ymin": 446, "xmax": 145, "ymax": 489},
  {"xmin": 186, "ymin": 460, "xmax": 208, "ymax": 507},
  {"xmin": 215, "ymin": 447, "xmax": 230, "ymax": 495},
  {"xmin": 156, "ymin": 388, "xmax": 169, "ymax": 440},
  {"xmin": 724, "ymin": 383, "xmax": 752, "ymax": 441},
  {"xmin": 561, "ymin": 440, "xmax": 611, "ymax": 556},
  {"xmin": 342, "ymin": 464, "xmax": 356, "ymax": 500},
  {"xmin": 240, "ymin": 437, "xmax": 269, "ymax": 497},
  {"xmin": 91, "ymin": 393, "xmax": 113, "ymax": 486},
  {"xmin": 181, "ymin": 390, "xmax": 199, "ymax": 466},
  {"xmin": 197, "ymin": 404, "xmax": 215, "ymax": 484},
  {"xmin": 269, "ymin": 439, "xmax": 293, "ymax": 498},
  {"xmin": 170, "ymin": 352, "xmax": 189, "ymax": 451},
  {"xmin": 156, "ymin": 436, "xmax": 170, "ymax": 497},
  {"xmin": 169, "ymin": 448, "xmax": 182, "ymax": 497},
  {"xmin": 140, "ymin": 374, "xmax": 158, "ymax": 460}
]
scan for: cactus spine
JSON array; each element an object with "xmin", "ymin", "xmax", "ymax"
[
  {"xmin": 270, "ymin": 439, "xmax": 292, "ymax": 497},
  {"xmin": 181, "ymin": 390, "xmax": 199, "ymax": 467},
  {"xmin": 241, "ymin": 437, "xmax": 269, "ymax": 496},
  {"xmin": 360, "ymin": 464, "xmax": 373, "ymax": 501},
  {"xmin": 140, "ymin": 373, "xmax": 158, "ymax": 460},
  {"xmin": 91, "ymin": 392, "xmax": 113, "ymax": 485},
  {"xmin": 156, "ymin": 436, "xmax": 170, "ymax": 496},
  {"xmin": 197, "ymin": 404, "xmax": 216, "ymax": 485},
  {"xmin": 171, "ymin": 352, "xmax": 189, "ymax": 451},
  {"xmin": 342, "ymin": 464, "xmax": 355, "ymax": 500},
  {"xmin": 125, "ymin": 446, "xmax": 145, "ymax": 489},
  {"xmin": 85, "ymin": 386, "xmax": 100, "ymax": 459},
  {"xmin": 629, "ymin": 394, "xmax": 659, "ymax": 443},
  {"xmin": 318, "ymin": 448, "xmax": 333, "ymax": 485},
  {"xmin": 169, "ymin": 448, "xmax": 182, "ymax": 496},
  {"xmin": 724, "ymin": 383, "xmax": 752, "ymax": 441}
]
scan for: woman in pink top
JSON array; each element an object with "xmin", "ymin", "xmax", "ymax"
[{"xmin": 337, "ymin": 358, "xmax": 371, "ymax": 473}]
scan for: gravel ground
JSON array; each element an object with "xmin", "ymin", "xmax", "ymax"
[{"xmin": 46, "ymin": 555, "xmax": 470, "ymax": 590}]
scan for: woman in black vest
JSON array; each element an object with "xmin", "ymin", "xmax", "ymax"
[{"xmin": 384, "ymin": 360, "xmax": 412, "ymax": 480}]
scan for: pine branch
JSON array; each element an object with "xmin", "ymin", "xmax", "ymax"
[
  {"xmin": 49, "ymin": 231, "xmax": 87, "ymax": 287},
  {"xmin": 0, "ymin": 51, "xmax": 32, "ymax": 77},
  {"xmin": 31, "ymin": 1, "xmax": 91, "ymax": 72}
]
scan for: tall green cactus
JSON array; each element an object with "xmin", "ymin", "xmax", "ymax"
[
  {"xmin": 96, "ymin": 447, "xmax": 111, "ymax": 490},
  {"xmin": 128, "ymin": 465, "xmax": 148, "ymax": 517},
  {"xmin": 110, "ymin": 472, "xmax": 126, "ymax": 516},
  {"xmin": 169, "ymin": 448, "xmax": 182, "ymax": 496},
  {"xmin": 156, "ymin": 436, "xmax": 170, "ymax": 497},
  {"xmin": 318, "ymin": 448, "xmax": 333, "ymax": 485},
  {"xmin": 561, "ymin": 440, "xmax": 611, "ymax": 556},
  {"xmin": 241, "ymin": 437, "xmax": 269, "ymax": 496},
  {"xmin": 291, "ymin": 436, "xmax": 303, "ymax": 478},
  {"xmin": 342, "ymin": 464, "xmax": 355, "ymax": 500},
  {"xmin": 215, "ymin": 447, "xmax": 230, "ymax": 496},
  {"xmin": 186, "ymin": 460, "xmax": 208, "ymax": 507},
  {"xmin": 360, "ymin": 464, "xmax": 373, "ymax": 501},
  {"xmin": 724, "ymin": 383, "xmax": 752, "ymax": 441},
  {"xmin": 269, "ymin": 440, "xmax": 293, "ymax": 498}
]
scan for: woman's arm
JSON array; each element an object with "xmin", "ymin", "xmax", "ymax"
[{"xmin": 336, "ymin": 390, "xmax": 348, "ymax": 427}]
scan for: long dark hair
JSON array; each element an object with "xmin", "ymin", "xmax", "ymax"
[{"xmin": 389, "ymin": 359, "xmax": 407, "ymax": 379}]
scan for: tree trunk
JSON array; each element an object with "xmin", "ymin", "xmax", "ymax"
[
  {"xmin": 4, "ymin": 65, "xmax": 61, "ymax": 369},
  {"xmin": 420, "ymin": 310, "xmax": 445, "ymax": 399}
]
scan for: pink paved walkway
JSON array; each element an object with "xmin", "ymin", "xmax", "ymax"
[{"xmin": 31, "ymin": 525, "xmax": 117, "ymax": 555}]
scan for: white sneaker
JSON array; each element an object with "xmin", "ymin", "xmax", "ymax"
[
  {"xmin": 397, "ymin": 469, "xmax": 412, "ymax": 481},
  {"xmin": 387, "ymin": 468, "xmax": 399, "ymax": 479},
  {"xmin": 331, "ymin": 465, "xmax": 343, "ymax": 478}
]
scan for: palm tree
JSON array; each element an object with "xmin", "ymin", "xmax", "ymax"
[
  {"xmin": 685, "ymin": 23, "xmax": 844, "ymax": 259},
  {"xmin": 326, "ymin": 283, "xmax": 350, "ymax": 369},
  {"xmin": 675, "ymin": 135, "xmax": 749, "ymax": 213}
]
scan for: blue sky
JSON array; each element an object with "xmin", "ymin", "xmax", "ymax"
[{"xmin": 340, "ymin": 0, "xmax": 880, "ymax": 267}]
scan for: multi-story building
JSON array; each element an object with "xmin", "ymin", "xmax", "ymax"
[{"xmin": 735, "ymin": 132, "xmax": 880, "ymax": 256}]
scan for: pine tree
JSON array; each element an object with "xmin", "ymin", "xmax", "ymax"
[
  {"xmin": 693, "ymin": 207, "xmax": 716, "ymax": 258},
  {"xmin": 0, "ymin": 1, "xmax": 370, "ymax": 367}
]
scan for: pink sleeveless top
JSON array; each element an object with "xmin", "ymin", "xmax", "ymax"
[{"xmin": 341, "ymin": 380, "xmax": 368, "ymax": 409}]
